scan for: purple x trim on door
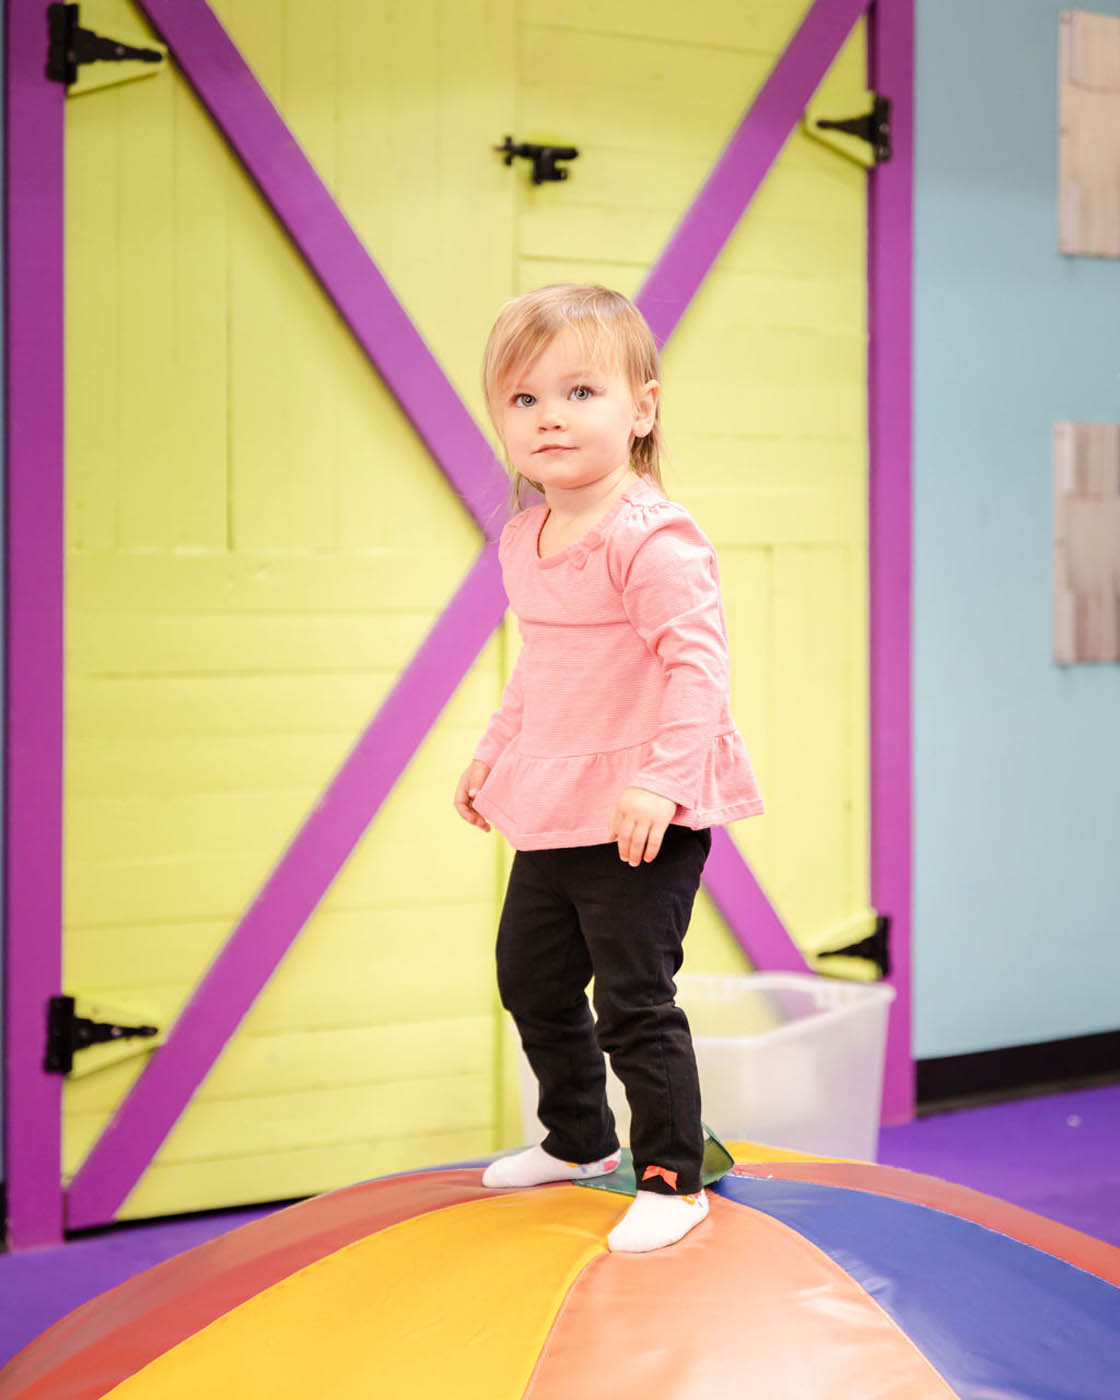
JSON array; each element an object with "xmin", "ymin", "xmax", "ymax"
[{"xmin": 4, "ymin": 0, "xmax": 913, "ymax": 1245}]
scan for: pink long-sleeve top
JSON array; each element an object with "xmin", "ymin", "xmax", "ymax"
[{"xmin": 472, "ymin": 476, "xmax": 764, "ymax": 850}]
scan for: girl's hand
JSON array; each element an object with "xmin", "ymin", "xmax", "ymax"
[
  {"xmin": 608, "ymin": 787, "xmax": 677, "ymax": 866},
  {"xmin": 454, "ymin": 760, "xmax": 492, "ymax": 831}
]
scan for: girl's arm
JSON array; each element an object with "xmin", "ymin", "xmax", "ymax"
[
  {"xmin": 473, "ymin": 647, "xmax": 526, "ymax": 767},
  {"xmin": 619, "ymin": 513, "xmax": 730, "ymax": 811},
  {"xmin": 454, "ymin": 650, "xmax": 524, "ymax": 833},
  {"xmin": 455, "ymin": 514, "xmax": 527, "ymax": 833}
]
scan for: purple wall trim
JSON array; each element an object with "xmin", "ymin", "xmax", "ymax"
[
  {"xmin": 137, "ymin": 0, "xmax": 509, "ymax": 540},
  {"xmin": 3, "ymin": 0, "xmax": 66, "ymax": 1247},
  {"xmin": 637, "ymin": 0, "xmax": 870, "ymax": 346},
  {"xmin": 868, "ymin": 0, "xmax": 915, "ymax": 1122},
  {"xmin": 67, "ymin": 548, "xmax": 508, "ymax": 1228}
]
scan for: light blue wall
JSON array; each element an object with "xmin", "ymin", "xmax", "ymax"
[{"xmin": 914, "ymin": 0, "xmax": 1120, "ymax": 1057}]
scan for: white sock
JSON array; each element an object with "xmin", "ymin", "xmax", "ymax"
[
  {"xmin": 481, "ymin": 1143, "xmax": 621, "ymax": 1189},
  {"xmin": 606, "ymin": 1188, "xmax": 709, "ymax": 1253}
]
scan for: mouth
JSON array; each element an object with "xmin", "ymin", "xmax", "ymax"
[{"xmin": 534, "ymin": 445, "xmax": 575, "ymax": 454}]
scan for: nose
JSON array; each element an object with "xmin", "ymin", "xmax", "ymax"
[{"xmin": 537, "ymin": 399, "xmax": 565, "ymax": 431}]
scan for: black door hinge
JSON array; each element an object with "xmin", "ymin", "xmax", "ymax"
[
  {"xmin": 815, "ymin": 93, "xmax": 892, "ymax": 164},
  {"xmin": 494, "ymin": 136, "xmax": 579, "ymax": 185},
  {"xmin": 44, "ymin": 995, "xmax": 160, "ymax": 1075},
  {"xmin": 817, "ymin": 914, "xmax": 891, "ymax": 978},
  {"xmin": 47, "ymin": 3, "xmax": 164, "ymax": 85}
]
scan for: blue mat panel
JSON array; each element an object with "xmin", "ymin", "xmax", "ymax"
[{"xmin": 715, "ymin": 1174, "xmax": 1120, "ymax": 1400}]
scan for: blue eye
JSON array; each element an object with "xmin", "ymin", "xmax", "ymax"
[{"xmin": 570, "ymin": 385, "xmax": 593, "ymax": 400}]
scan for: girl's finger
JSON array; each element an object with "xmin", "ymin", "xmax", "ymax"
[
  {"xmin": 643, "ymin": 825, "xmax": 663, "ymax": 862},
  {"xmin": 454, "ymin": 785, "xmax": 487, "ymax": 829},
  {"xmin": 627, "ymin": 821, "xmax": 649, "ymax": 866}
]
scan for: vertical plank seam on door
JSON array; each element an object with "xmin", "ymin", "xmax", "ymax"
[
  {"xmin": 868, "ymin": 0, "xmax": 915, "ymax": 1121},
  {"xmin": 68, "ymin": 0, "xmax": 867, "ymax": 1226},
  {"xmin": 3, "ymin": 0, "xmax": 67, "ymax": 1248}
]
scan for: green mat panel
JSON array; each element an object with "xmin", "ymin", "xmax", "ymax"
[{"xmin": 573, "ymin": 1125, "xmax": 734, "ymax": 1197}]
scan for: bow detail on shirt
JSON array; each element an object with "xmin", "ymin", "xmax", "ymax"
[{"xmin": 566, "ymin": 524, "xmax": 608, "ymax": 569}]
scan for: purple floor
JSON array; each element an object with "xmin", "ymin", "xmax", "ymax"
[
  {"xmin": 2, "ymin": 1082, "xmax": 1118, "ymax": 1370},
  {"xmin": 877, "ymin": 1081, "xmax": 1120, "ymax": 1248},
  {"xmin": 0, "ymin": 1203, "xmax": 278, "ymax": 1371}
]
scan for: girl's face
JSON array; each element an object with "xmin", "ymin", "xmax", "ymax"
[{"xmin": 495, "ymin": 327, "xmax": 658, "ymax": 495}]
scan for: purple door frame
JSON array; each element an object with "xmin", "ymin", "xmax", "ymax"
[
  {"xmin": 867, "ymin": 0, "xmax": 916, "ymax": 1137},
  {"xmin": 2, "ymin": 0, "xmax": 913, "ymax": 1248},
  {"xmin": 3, "ymin": 0, "xmax": 68, "ymax": 1249}
]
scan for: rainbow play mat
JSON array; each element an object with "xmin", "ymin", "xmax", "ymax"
[{"xmin": 3, "ymin": 1143, "xmax": 1119, "ymax": 1399}]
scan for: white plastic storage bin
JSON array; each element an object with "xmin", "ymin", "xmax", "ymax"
[{"xmin": 513, "ymin": 972, "xmax": 896, "ymax": 1163}]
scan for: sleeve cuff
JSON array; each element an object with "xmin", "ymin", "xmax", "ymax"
[
  {"xmin": 631, "ymin": 771, "xmax": 693, "ymax": 812},
  {"xmin": 473, "ymin": 739, "xmax": 503, "ymax": 767}
]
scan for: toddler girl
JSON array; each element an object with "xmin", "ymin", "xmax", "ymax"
[{"xmin": 454, "ymin": 284, "xmax": 763, "ymax": 1253}]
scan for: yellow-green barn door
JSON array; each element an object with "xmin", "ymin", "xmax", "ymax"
[{"xmin": 61, "ymin": 0, "xmax": 871, "ymax": 1223}]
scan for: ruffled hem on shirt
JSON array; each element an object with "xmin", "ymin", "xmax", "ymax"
[{"xmin": 473, "ymin": 730, "xmax": 765, "ymax": 851}]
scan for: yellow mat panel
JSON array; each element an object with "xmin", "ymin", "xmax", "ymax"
[
  {"xmin": 725, "ymin": 1140, "xmax": 846, "ymax": 1164},
  {"xmin": 106, "ymin": 1187, "xmax": 627, "ymax": 1400}
]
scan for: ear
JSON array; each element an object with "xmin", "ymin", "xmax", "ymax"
[{"xmin": 633, "ymin": 379, "xmax": 660, "ymax": 436}]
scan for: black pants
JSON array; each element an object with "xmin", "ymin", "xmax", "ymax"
[{"xmin": 496, "ymin": 824, "xmax": 712, "ymax": 1196}]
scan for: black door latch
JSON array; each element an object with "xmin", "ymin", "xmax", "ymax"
[
  {"xmin": 47, "ymin": 3, "xmax": 164, "ymax": 85},
  {"xmin": 817, "ymin": 914, "xmax": 892, "ymax": 978},
  {"xmin": 44, "ymin": 995, "xmax": 160, "ymax": 1075},
  {"xmin": 495, "ymin": 136, "xmax": 579, "ymax": 185},
  {"xmin": 815, "ymin": 94, "xmax": 892, "ymax": 164}
]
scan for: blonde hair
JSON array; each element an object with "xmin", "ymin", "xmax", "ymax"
[{"xmin": 483, "ymin": 284, "xmax": 666, "ymax": 509}]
